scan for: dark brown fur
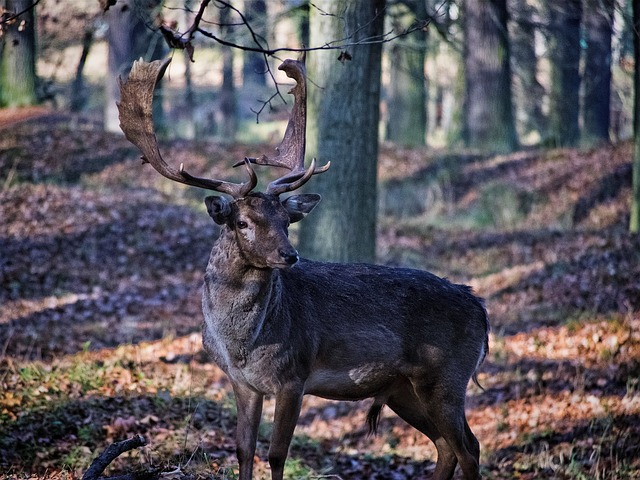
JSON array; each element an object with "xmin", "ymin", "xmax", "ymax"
[{"xmin": 201, "ymin": 193, "xmax": 489, "ymax": 480}]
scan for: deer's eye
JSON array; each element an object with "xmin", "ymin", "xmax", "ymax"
[{"xmin": 236, "ymin": 220, "xmax": 249, "ymax": 229}]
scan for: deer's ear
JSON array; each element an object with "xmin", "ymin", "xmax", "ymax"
[
  {"xmin": 205, "ymin": 196, "xmax": 232, "ymax": 225},
  {"xmin": 282, "ymin": 194, "xmax": 321, "ymax": 223}
]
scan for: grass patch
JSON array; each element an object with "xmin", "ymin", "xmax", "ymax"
[
  {"xmin": 471, "ymin": 182, "xmax": 536, "ymax": 229},
  {"xmin": 283, "ymin": 458, "xmax": 321, "ymax": 479}
]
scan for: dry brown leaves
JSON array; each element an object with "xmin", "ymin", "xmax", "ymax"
[{"xmin": 1, "ymin": 112, "xmax": 639, "ymax": 479}]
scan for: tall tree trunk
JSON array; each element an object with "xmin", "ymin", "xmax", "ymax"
[
  {"xmin": 385, "ymin": 1, "xmax": 427, "ymax": 147},
  {"xmin": 70, "ymin": 26, "xmax": 94, "ymax": 112},
  {"xmin": 0, "ymin": 0, "xmax": 37, "ymax": 108},
  {"xmin": 509, "ymin": 0, "xmax": 546, "ymax": 140},
  {"xmin": 299, "ymin": 2, "xmax": 309, "ymax": 49},
  {"xmin": 182, "ymin": 0, "xmax": 196, "ymax": 138},
  {"xmin": 242, "ymin": 0, "xmax": 267, "ymax": 86},
  {"xmin": 219, "ymin": 3, "xmax": 236, "ymax": 142},
  {"xmin": 298, "ymin": 0, "xmax": 385, "ymax": 263},
  {"xmin": 104, "ymin": 0, "xmax": 165, "ymax": 134},
  {"xmin": 582, "ymin": 0, "xmax": 614, "ymax": 146},
  {"xmin": 546, "ymin": 0, "xmax": 582, "ymax": 147},
  {"xmin": 620, "ymin": 0, "xmax": 635, "ymax": 62},
  {"xmin": 462, "ymin": 0, "xmax": 518, "ymax": 152},
  {"xmin": 631, "ymin": 0, "xmax": 640, "ymax": 232}
]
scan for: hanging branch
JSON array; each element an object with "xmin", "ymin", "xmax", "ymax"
[
  {"xmin": 158, "ymin": 0, "xmax": 431, "ymax": 59},
  {"xmin": 159, "ymin": 0, "xmax": 211, "ymax": 61},
  {"xmin": 0, "ymin": 0, "xmax": 41, "ymax": 26},
  {"xmin": 155, "ymin": 0, "xmax": 434, "ymax": 122}
]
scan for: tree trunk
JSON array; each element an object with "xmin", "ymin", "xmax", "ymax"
[
  {"xmin": 462, "ymin": 0, "xmax": 518, "ymax": 152},
  {"xmin": 70, "ymin": 26, "xmax": 94, "ymax": 112},
  {"xmin": 582, "ymin": 0, "xmax": 613, "ymax": 146},
  {"xmin": 509, "ymin": 0, "xmax": 546, "ymax": 140},
  {"xmin": 299, "ymin": 2, "xmax": 309, "ymax": 49},
  {"xmin": 219, "ymin": 2, "xmax": 236, "ymax": 142},
  {"xmin": 182, "ymin": 0, "xmax": 196, "ymax": 139},
  {"xmin": 631, "ymin": 0, "xmax": 640, "ymax": 233},
  {"xmin": 242, "ymin": 0, "xmax": 267, "ymax": 86},
  {"xmin": 546, "ymin": 0, "xmax": 582, "ymax": 147},
  {"xmin": 298, "ymin": 0, "xmax": 385, "ymax": 263},
  {"xmin": 620, "ymin": 0, "xmax": 635, "ymax": 63},
  {"xmin": 104, "ymin": 0, "xmax": 165, "ymax": 134},
  {"xmin": 0, "ymin": 0, "xmax": 37, "ymax": 108},
  {"xmin": 385, "ymin": 1, "xmax": 427, "ymax": 147}
]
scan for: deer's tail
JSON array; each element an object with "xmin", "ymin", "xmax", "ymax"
[
  {"xmin": 366, "ymin": 398, "xmax": 386, "ymax": 436},
  {"xmin": 472, "ymin": 300, "xmax": 490, "ymax": 391}
]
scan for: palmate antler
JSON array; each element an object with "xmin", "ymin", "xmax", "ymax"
[
  {"xmin": 117, "ymin": 57, "xmax": 329, "ymax": 198},
  {"xmin": 118, "ymin": 58, "xmax": 257, "ymax": 198},
  {"xmin": 243, "ymin": 58, "xmax": 330, "ymax": 195}
]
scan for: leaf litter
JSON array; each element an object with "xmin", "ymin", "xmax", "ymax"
[{"xmin": 1, "ymin": 111, "xmax": 639, "ymax": 479}]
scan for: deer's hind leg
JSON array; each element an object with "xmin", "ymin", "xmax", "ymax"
[
  {"xmin": 415, "ymin": 381, "xmax": 480, "ymax": 480},
  {"xmin": 428, "ymin": 400, "xmax": 480, "ymax": 480},
  {"xmin": 387, "ymin": 387, "xmax": 458, "ymax": 480}
]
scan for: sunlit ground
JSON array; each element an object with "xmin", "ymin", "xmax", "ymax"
[{"xmin": 1, "ymin": 112, "xmax": 639, "ymax": 479}]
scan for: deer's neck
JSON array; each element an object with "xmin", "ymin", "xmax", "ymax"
[
  {"xmin": 207, "ymin": 227, "xmax": 275, "ymax": 283},
  {"xmin": 202, "ymin": 229, "xmax": 280, "ymax": 367}
]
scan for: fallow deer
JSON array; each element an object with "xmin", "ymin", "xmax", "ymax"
[{"xmin": 118, "ymin": 57, "xmax": 489, "ymax": 480}]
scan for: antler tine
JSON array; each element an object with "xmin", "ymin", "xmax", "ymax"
[
  {"xmin": 242, "ymin": 58, "xmax": 328, "ymax": 195},
  {"xmin": 117, "ymin": 58, "xmax": 257, "ymax": 198}
]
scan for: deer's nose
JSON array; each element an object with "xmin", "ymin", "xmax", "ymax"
[{"xmin": 279, "ymin": 248, "xmax": 299, "ymax": 266}]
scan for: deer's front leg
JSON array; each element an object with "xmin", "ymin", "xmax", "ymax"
[
  {"xmin": 233, "ymin": 382, "xmax": 264, "ymax": 480},
  {"xmin": 268, "ymin": 385, "xmax": 304, "ymax": 480}
]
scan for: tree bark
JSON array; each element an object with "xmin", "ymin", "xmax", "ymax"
[
  {"xmin": 462, "ymin": 0, "xmax": 518, "ymax": 152},
  {"xmin": 181, "ymin": 0, "xmax": 196, "ymax": 138},
  {"xmin": 546, "ymin": 0, "xmax": 582, "ymax": 147},
  {"xmin": 385, "ymin": 1, "xmax": 427, "ymax": 147},
  {"xmin": 631, "ymin": 0, "xmax": 640, "ymax": 233},
  {"xmin": 0, "ymin": 0, "xmax": 37, "ymax": 108},
  {"xmin": 509, "ymin": 0, "xmax": 546, "ymax": 140},
  {"xmin": 582, "ymin": 0, "xmax": 614, "ymax": 146},
  {"xmin": 219, "ymin": 2, "xmax": 236, "ymax": 142},
  {"xmin": 70, "ymin": 26, "xmax": 94, "ymax": 112},
  {"xmin": 242, "ymin": 0, "xmax": 267, "ymax": 86},
  {"xmin": 298, "ymin": 0, "xmax": 385, "ymax": 263}
]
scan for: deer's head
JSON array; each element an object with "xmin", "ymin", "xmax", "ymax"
[
  {"xmin": 117, "ymin": 57, "xmax": 329, "ymax": 269},
  {"xmin": 204, "ymin": 192, "xmax": 319, "ymax": 268}
]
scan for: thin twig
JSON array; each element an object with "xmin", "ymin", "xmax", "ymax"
[
  {"xmin": 195, "ymin": 20, "xmax": 429, "ymax": 56},
  {"xmin": 162, "ymin": 0, "xmax": 430, "ymax": 57},
  {"xmin": 250, "ymin": 90, "xmax": 281, "ymax": 123}
]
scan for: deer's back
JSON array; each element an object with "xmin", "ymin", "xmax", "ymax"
[{"xmin": 282, "ymin": 259, "xmax": 486, "ymax": 331}]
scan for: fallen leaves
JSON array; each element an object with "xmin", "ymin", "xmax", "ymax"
[{"xmin": 1, "ymin": 112, "xmax": 639, "ymax": 478}]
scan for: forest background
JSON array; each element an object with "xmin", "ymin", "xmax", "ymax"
[{"xmin": 1, "ymin": 0, "xmax": 640, "ymax": 479}]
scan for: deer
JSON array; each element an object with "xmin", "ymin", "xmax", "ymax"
[{"xmin": 118, "ymin": 57, "xmax": 490, "ymax": 480}]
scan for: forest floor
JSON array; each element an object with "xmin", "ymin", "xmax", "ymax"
[{"xmin": 1, "ymin": 110, "xmax": 639, "ymax": 479}]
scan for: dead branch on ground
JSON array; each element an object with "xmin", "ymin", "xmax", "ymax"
[{"xmin": 82, "ymin": 435, "xmax": 160, "ymax": 480}]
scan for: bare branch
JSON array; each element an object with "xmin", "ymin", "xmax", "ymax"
[
  {"xmin": 82, "ymin": 435, "xmax": 157, "ymax": 480},
  {"xmin": 250, "ymin": 90, "xmax": 280, "ymax": 123},
  {"xmin": 158, "ymin": 0, "xmax": 431, "ymax": 58},
  {"xmin": 154, "ymin": 0, "xmax": 434, "ymax": 122},
  {"xmin": 0, "ymin": 0, "xmax": 41, "ymax": 25}
]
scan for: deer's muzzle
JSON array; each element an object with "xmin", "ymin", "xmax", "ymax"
[{"xmin": 278, "ymin": 248, "xmax": 299, "ymax": 266}]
